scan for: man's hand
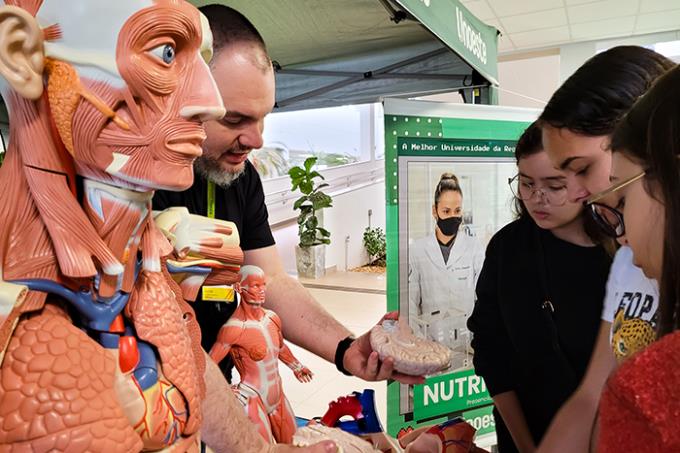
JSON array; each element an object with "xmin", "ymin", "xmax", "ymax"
[{"xmin": 343, "ymin": 312, "xmax": 425, "ymax": 385}]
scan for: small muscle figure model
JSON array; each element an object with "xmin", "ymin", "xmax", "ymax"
[{"xmin": 210, "ymin": 265, "xmax": 314, "ymax": 444}]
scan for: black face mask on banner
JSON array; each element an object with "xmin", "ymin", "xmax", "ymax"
[{"xmin": 437, "ymin": 216, "xmax": 462, "ymax": 237}]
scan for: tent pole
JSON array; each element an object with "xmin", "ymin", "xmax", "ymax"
[
  {"xmin": 276, "ymin": 68, "xmax": 469, "ymax": 81},
  {"xmin": 376, "ymin": 0, "xmax": 415, "ymax": 23}
]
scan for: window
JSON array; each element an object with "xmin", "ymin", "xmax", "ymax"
[
  {"xmin": 652, "ymin": 40, "xmax": 680, "ymax": 63},
  {"xmin": 252, "ymin": 103, "xmax": 379, "ymax": 180}
]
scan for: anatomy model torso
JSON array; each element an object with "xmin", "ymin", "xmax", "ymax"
[
  {"xmin": 0, "ymin": 0, "xmax": 253, "ymax": 451},
  {"xmin": 209, "ymin": 266, "xmax": 312, "ymax": 444}
]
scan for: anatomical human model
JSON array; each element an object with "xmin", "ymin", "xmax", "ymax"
[
  {"xmin": 209, "ymin": 265, "xmax": 313, "ymax": 444},
  {"xmin": 0, "ymin": 1, "xmax": 302, "ymax": 451}
]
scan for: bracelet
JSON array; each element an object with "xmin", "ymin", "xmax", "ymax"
[{"xmin": 334, "ymin": 335, "xmax": 355, "ymax": 376}]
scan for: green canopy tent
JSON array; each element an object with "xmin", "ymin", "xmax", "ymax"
[{"xmin": 192, "ymin": 0, "xmax": 499, "ymax": 111}]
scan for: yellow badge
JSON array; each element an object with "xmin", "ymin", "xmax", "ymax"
[{"xmin": 201, "ymin": 286, "xmax": 235, "ymax": 302}]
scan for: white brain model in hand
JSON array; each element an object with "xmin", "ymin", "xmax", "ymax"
[{"xmin": 370, "ymin": 319, "xmax": 452, "ymax": 376}]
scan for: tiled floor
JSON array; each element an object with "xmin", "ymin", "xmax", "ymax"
[{"xmin": 297, "ymin": 269, "xmax": 386, "ymax": 294}]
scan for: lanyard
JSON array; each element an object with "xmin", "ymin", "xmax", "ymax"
[{"xmin": 207, "ymin": 180, "xmax": 216, "ymax": 219}]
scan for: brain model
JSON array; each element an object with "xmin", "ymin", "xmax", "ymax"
[
  {"xmin": 370, "ymin": 319, "xmax": 452, "ymax": 376},
  {"xmin": 293, "ymin": 425, "xmax": 380, "ymax": 453}
]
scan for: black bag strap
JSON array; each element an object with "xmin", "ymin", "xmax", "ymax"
[{"xmin": 534, "ymin": 227, "xmax": 578, "ymax": 385}]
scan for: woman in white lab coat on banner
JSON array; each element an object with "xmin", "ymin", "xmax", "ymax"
[{"xmin": 408, "ymin": 173, "xmax": 485, "ymax": 342}]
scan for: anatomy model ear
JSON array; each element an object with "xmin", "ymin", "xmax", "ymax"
[{"xmin": 0, "ymin": 6, "xmax": 44, "ymax": 100}]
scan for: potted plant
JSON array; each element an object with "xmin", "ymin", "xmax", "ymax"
[
  {"xmin": 362, "ymin": 226, "xmax": 386, "ymax": 268},
  {"xmin": 289, "ymin": 157, "xmax": 332, "ymax": 278}
]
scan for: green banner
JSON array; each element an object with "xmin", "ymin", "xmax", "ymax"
[
  {"xmin": 383, "ymin": 99, "xmax": 538, "ymax": 440},
  {"xmin": 395, "ymin": 0, "xmax": 499, "ymax": 84},
  {"xmin": 462, "ymin": 405, "xmax": 496, "ymax": 437},
  {"xmin": 414, "ymin": 369, "xmax": 492, "ymax": 418},
  {"xmin": 398, "ymin": 137, "xmax": 516, "ymax": 157}
]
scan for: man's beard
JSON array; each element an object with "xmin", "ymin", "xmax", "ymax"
[{"xmin": 194, "ymin": 151, "xmax": 246, "ymax": 188}]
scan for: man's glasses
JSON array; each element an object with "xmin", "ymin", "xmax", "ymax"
[
  {"xmin": 585, "ymin": 172, "xmax": 646, "ymax": 238},
  {"xmin": 508, "ymin": 174, "xmax": 568, "ymax": 207}
]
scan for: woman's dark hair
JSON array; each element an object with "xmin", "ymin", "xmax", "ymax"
[
  {"xmin": 610, "ymin": 65, "xmax": 680, "ymax": 337},
  {"xmin": 512, "ymin": 122, "xmax": 613, "ymax": 250},
  {"xmin": 540, "ymin": 46, "xmax": 675, "ymax": 136},
  {"xmin": 512, "ymin": 122, "xmax": 543, "ymax": 219},
  {"xmin": 434, "ymin": 173, "xmax": 461, "ymax": 207}
]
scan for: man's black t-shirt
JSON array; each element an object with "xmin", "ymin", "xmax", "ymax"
[
  {"xmin": 153, "ymin": 160, "xmax": 275, "ymax": 361},
  {"xmin": 154, "ymin": 160, "xmax": 274, "ymax": 251}
]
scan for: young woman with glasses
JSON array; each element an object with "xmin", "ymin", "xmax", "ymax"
[
  {"xmin": 467, "ymin": 122, "xmax": 611, "ymax": 453},
  {"xmin": 587, "ymin": 63, "xmax": 680, "ymax": 453},
  {"xmin": 536, "ymin": 47, "xmax": 672, "ymax": 453}
]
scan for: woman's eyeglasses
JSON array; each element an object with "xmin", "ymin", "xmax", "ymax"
[
  {"xmin": 584, "ymin": 172, "xmax": 645, "ymax": 238},
  {"xmin": 508, "ymin": 174, "xmax": 568, "ymax": 207}
]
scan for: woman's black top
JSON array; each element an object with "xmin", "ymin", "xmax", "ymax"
[{"xmin": 467, "ymin": 216, "xmax": 611, "ymax": 451}]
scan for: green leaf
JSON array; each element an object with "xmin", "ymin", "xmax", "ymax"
[
  {"xmin": 293, "ymin": 197, "xmax": 308, "ymax": 211},
  {"xmin": 300, "ymin": 230, "xmax": 317, "ymax": 247},
  {"xmin": 299, "ymin": 181, "xmax": 313, "ymax": 194},
  {"xmin": 309, "ymin": 171, "xmax": 325, "ymax": 180},
  {"xmin": 304, "ymin": 157, "xmax": 317, "ymax": 173},
  {"xmin": 288, "ymin": 167, "xmax": 305, "ymax": 179},
  {"xmin": 305, "ymin": 216, "xmax": 318, "ymax": 230},
  {"xmin": 363, "ymin": 226, "xmax": 386, "ymax": 258},
  {"xmin": 290, "ymin": 156, "xmax": 334, "ymax": 247},
  {"xmin": 311, "ymin": 194, "xmax": 332, "ymax": 210}
]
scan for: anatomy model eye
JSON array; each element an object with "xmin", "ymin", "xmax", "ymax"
[{"xmin": 150, "ymin": 44, "xmax": 176, "ymax": 64}]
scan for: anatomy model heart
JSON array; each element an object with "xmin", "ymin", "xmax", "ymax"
[{"xmin": 0, "ymin": 0, "xmax": 241, "ymax": 451}]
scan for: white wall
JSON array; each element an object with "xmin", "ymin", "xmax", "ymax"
[
  {"xmin": 559, "ymin": 41, "xmax": 598, "ymax": 83},
  {"xmin": 271, "ymin": 221, "xmax": 299, "ymax": 275},
  {"xmin": 497, "ymin": 52, "xmax": 560, "ymax": 108},
  {"xmin": 272, "ymin": 181, "xmax": 386, "ymax": 275}
]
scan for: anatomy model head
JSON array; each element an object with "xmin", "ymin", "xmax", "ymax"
[
  {"xmin": 236, "ymin": 265, "xmax": 266, "ymax": 305},
  {"xmin": 0, "ymin": 0, "xmax": 225, "ymax": 309},
  {"xmin": 0, "ymin": 0, "xmax": 224, "ymax": 191}
]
